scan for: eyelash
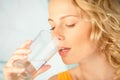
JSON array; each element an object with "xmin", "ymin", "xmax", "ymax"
[
  {"xmin": 50, "ymin": 23, "xmax": 75, "ymax": 30},
  {"xmin": 66, "ymin": 24, "xmax": 75, "ymax": 27},
  {"xmin": 50, "ymin": 27, "xmax": 55, "ymax": 30}
]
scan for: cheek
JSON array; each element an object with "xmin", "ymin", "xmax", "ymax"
[
  {"xmin": 67, "ymin": 42, "xmax": 96, "ymax": 64},
  {"xmin": 67, "ymin": 21, "xmax": 92, "ymax": 44},
  {"xmin": 68, "ymin": 23, "xmax": 94, "ymax": 61},
  {"xmin": 68, "ymin": 25, "xmax": 91, "ymax": 48}
]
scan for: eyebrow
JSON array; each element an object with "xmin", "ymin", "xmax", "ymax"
[{"xmin": 48, "ymin": 15, "xmax": 79, "ymax": 21}]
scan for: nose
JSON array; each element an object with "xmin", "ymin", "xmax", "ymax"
[
  {"xmin": 52, "ymin": 29, "xmax": 65, "ymax": 41},
  {"xmin": 57, "ymin": 35, "xmax": 64, "ymax": 40}
]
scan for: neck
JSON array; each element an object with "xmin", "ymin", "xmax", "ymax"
[{"xmin": 74, "ymin": 53, "xmax": 115, "ymax": 80}]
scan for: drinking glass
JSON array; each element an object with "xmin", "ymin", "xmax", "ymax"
[{"xmin": 12, "ymin": 29, "xmax": 58, "ymax": 80}]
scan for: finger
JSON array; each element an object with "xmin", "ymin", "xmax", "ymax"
[
  {"xmin": 6, "ymin": 48, "xmax": 31, "ymax": 67},
  {"xmin": 20, "ymin": 40, "xmax": 32, "ymax": 49},
  {"xmin": 3, "ymin": 66, "xmax": 25, "ymax": 74},
  {"xmin": 6, "ymin": 55, "xmax": 28, "ymax": 67},
  {"xmin": 32, "ymin": 65, "xmax": 51, "ymax": 78},
  {"xmin": 39, "ymin": 65, "xmax": 51, "ymax": 72},
  {"xmin": 13, "ymin": 48, "xmax": 31, "ymax": 55},
  {"xmin": 3, "ymin": 67, "xmax": 26, "ymax": 80}
]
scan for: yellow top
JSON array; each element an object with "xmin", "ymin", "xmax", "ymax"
[{"xmin": 57, "ymin": 70, "xmax": 72, "ymax": 80}]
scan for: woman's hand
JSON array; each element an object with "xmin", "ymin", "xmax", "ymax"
[{"xmin": 3, "ymin": 40, "xmax": 51, "ymax": 80}]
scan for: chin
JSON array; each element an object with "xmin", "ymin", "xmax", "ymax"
[{"xmin": 62, "ymin": 58, "xmax": 77, "ymax": 65}]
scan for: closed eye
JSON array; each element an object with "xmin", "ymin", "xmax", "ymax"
[{"xmin": 65, "ymin": 24, "xmax": 76, "ymax": 27}]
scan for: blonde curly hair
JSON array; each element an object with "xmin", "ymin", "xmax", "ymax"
[{"xmin": 72, "ymin": 0, "xmax": 120, "ymax": 79}]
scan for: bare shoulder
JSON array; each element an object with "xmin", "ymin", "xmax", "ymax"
[{"xmin": 49, "ymin": 75, "xmax": 58, "ymax": 80}]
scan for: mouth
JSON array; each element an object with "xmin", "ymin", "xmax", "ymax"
[{"xmin": 58, "ymin": 47, "xmax": 71, "ymax": 57}]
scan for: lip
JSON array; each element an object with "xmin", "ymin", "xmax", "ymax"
[{"xmin": 58, "ymin": 47, "xmax": 71, "ymax": 57}]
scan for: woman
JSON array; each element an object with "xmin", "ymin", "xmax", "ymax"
[{"xmin": 3, "ymin": 0, "xmax": 120, "ymax": 80}]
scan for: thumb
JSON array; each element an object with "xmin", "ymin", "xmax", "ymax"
[
  {"xmin": 32, "ymin": 65, "xmax": 51, "ymax": 79},
  {"xmin": 20, "ymin": 40, "xmax": 32, "ymax": 49}
]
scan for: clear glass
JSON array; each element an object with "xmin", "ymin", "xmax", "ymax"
[{"xmin": 12, "ymin": 30, "xmax": 58, "ymax": 80}]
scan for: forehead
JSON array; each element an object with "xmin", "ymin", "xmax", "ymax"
[{"xmin": 48, "ymin": 0, "xmax": 81, "ymax": 19}]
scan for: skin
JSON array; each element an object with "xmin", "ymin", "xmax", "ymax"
[
  {"xmin": 48, "ymin": 0, "xmax": 95, "ymax": 64},
  {"xmin": 3, "ymin": 0, "xmax": 116, "ymax": 80},
  {"xmin": 48, "ymin": 0, "xmax": 115, "ymax": 80},
  {"xmin": 3, "ymin": 40, "xmax": 51, "ymax": 80}
]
